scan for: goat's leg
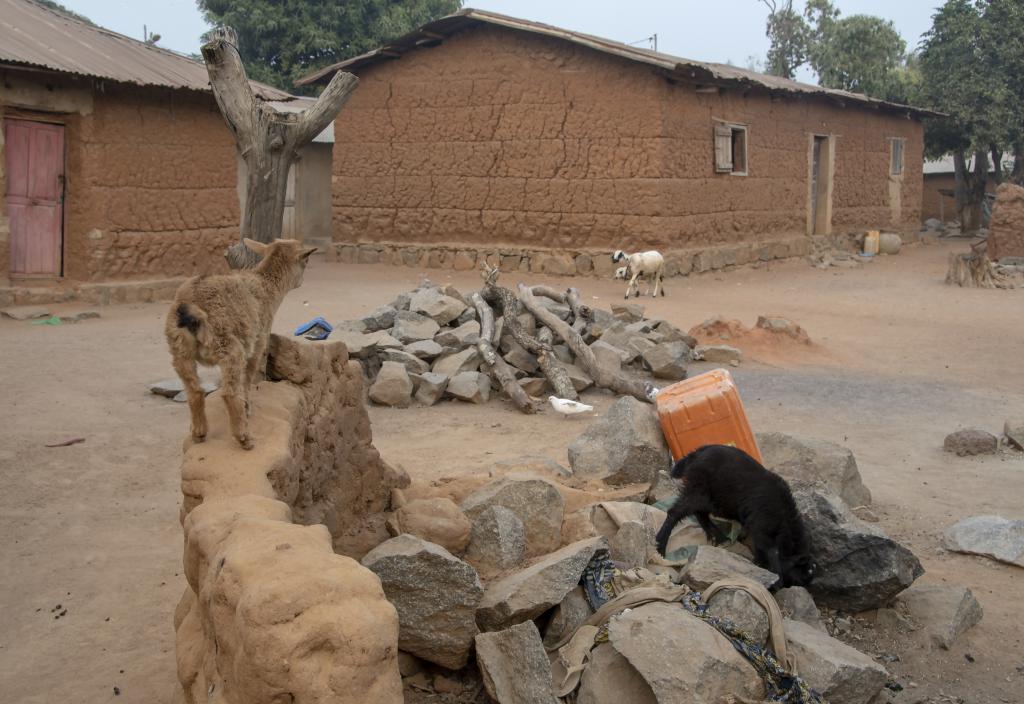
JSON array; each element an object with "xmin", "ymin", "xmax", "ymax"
[
  {"xmin": 695, "ymin": 511, "xmax": 730, "ymax": 546},
  {"xmin": 626, "ymin": 271, "xmax": 641, "ymax": 299},
  {"xmin": 656, "ymin": 495, "xmax": 701, "ymax": 556},
  {"xmin": 753, "ymin": 538, "xmax": 784, "ymax": 589},
  {"xmin": 172, "ymin": 355, "xmax": 208, "ymax": 443},
  {"xmin": 653, "ymin": 268, "xmax": 663, "ymax": 297},
  {"xmin": 243, "ymin": 335, "xmax": 268, "ymax": 417},
  {"xmin": 220, "ymin": 349, "xmax": 254, "ymax": 450}
]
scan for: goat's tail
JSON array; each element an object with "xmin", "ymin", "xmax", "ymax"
[{"xmin": 175, "ymin": 303, "xmax": 213, "ymax": 347}]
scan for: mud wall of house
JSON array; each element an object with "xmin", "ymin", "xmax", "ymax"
[
  {"xmin": 64, "ymin": 85, "xmax": 237, "ymax": 281},
  {"xmin": 921, "ymin": 173, "xmax": 997, "ymax": 223},
  {"xmin": 331, "ymin": 25, "xmax": 923, "ymax": 252}
]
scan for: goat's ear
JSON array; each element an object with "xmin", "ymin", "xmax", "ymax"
[
  {"xmin": 300, "ymin": 247, "xmax": 317, "ymax": 261},
  {"xmin": 242, "ymin": 238, "xmax": 269, "ymax": 254}
]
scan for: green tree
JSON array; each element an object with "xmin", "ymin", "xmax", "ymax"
[
  {"xmin": 197, "ymin": 0, "xmax": 463, "ymax": 92},
  {"xmin": 982, "ymin": 0, "xmax": 1024, "ymax": 182},
  {"xmin": 919, "ymin": 0, "xmax": 1008, "ymax": 229},
  {"xmin": 37, "ymin": 0, "xmax": 96, "ymax": 26},
  {"xmin": 760, "ymin": 0, "xmax": 808, "ymax": 79},
  {"xmin": 805, "ymin": 0, "xmax": 909, "ymax": 100}
]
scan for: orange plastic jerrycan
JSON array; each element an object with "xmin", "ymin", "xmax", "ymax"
[{"xmin": 655, "ymin": 369, "xmax": 762, "ymax": 463}]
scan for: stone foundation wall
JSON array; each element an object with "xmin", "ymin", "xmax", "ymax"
[
  {"xmin": 327, "ymin": 234, "xmax": 834, "ymax": 277},
  {"xmin": 174, "ymin": 335, "xmax": 406, "ymax": 704}
]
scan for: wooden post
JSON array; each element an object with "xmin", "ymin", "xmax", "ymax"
[{"xmin": 201, "ymin": 27, "xmax": 359, "ymax": 268}]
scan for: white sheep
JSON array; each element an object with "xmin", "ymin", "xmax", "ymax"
[{"xmin": 611, "ymin": 250, "xmax": 666, "ymax": 299}]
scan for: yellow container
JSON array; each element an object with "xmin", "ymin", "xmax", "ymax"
[{"xmin": 863, "ymin": 230, "xmax": 880, "ymax": 255}]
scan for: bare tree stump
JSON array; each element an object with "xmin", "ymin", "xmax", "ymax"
[
  {"xmin": 471, "ymin": 293, "xmax": 538, "ymax": 413},
  {"xmin": 945, "ymin": 252, "xmax": 1009, "ymax": 288},
  {"xmin": 201, "ymin": 27, "xmax": 359, "ymax": 268},
  {"xmin": 518, "ymin": 284, "xmax": 652, "ymax": 403}
]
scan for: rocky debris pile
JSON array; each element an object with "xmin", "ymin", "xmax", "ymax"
[
  {"xmin": 366, "ymin": 434, "xmax": 959, "ymax": 704},
  {"xmin": 329, "ymin": 275, "xmax": 713, "ymax": 413}
]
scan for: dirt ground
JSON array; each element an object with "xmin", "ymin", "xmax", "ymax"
[{"xmin": 1, "ymin": 239, "xmax": 1022, "ymax": 704}]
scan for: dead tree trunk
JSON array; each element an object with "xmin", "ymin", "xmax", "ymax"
[
  {"xmin": 201, "ymin": 27, "xmax": 359, "ymax": 268},
  {"xmin": 945, "ymin": 251, "xmax": 1010, "ymax": 288},
  {"xmin": 518, "ymin": 284, "xmax": 652, "ymax": 403},
  {"xmin": 471, "ymin": 292, "xmax": 539, "ymax": 413}
]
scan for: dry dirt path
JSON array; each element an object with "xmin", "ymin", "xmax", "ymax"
[{"xmin": 0, "ymin": 239, "xmax": 1021, "ymax": 703}]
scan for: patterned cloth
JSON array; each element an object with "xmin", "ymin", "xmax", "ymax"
[{"xmin": 577, "ymin": 552, "xmax": 826, "ymax": 704}]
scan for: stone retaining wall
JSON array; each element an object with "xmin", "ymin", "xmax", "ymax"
[
  {"xmin": 326, "ymin": 234, "xmax": 852, "ymax": 277},
  {"xmin": 173, "ymin": 335, "xmax": 407, "ymax": 704}
]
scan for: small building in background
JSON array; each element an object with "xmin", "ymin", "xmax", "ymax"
[{"xmin": 922, "ymin": 155, "xmax": 999, "ymax": 224}]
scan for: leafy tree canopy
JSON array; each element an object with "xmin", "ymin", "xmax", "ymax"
[
  {"xmin": 37, "ymin": 0, "xmax": 96, "ymax": 26},
  {"xmin": 197, "ymin": 0, "xmax": 463, "ymax": 93}
]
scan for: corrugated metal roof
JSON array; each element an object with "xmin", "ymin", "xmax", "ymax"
[
  {"xmin": 296, "ymin": 7, "xmax": 938, "ymax": 118},
  {"xmin": 0, "ymin": 0, "xmax": 292, "ymax": 100}
]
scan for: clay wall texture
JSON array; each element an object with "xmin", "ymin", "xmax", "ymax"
[
  {"xmin": 988, "ymin": 182, "xmax": 1024, "ymax": 260},
  {"xmin": 332, "ymin": 26, "xmax": 924, "ymax": 252},
  {"xmin": 2, "ymin": 71, "xmax": 237, "ymax": 283}
]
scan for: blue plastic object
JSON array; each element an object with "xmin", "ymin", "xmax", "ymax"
[{"xmin": 294, "ymin": 316, "xmax": 333, "ymax": 340}]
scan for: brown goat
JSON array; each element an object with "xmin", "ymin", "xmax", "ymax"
[{"xmin": 164, "ymin": 238, "xmax": 316, "ymax": 449}]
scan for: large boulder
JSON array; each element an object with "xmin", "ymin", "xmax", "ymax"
[
  {"xmin": 783, "ymin": 619, "xmax": 888, "ymax": 704},
  {"xmin": 541, "ymin": 586, "xmax": 593, "ymax": 648},
  {"xmin": 391, "ymin": 310, "xmax": 440, "ymax": 344},
  {"xmin": 568, "ymin": 396, "xmax": 670, "ymax": 487},
  {"xmin": 706, "ymin": 588, "xmax": 770, "ymax": 646},
  {"xmin": 943, "ymin": 429, "xmax": 998, "ymax": 456},
  {"xmin": 943, "ymin": 515, "xmax": 1024, "ymax": 567},
  {"xmin": 461, "ymin": 476, "xmax": 565, "ymax": 555},
  {"xmin": 607, "ymin": 602, "xmax": 764, "ymax": 704},
  {"xmin": 432, "ymin": 348, "xmax": 482, "ymax": 377},
  {"xmin": 359, "ymin": 304, "xmax": 397, "ymax": 332},
  {"xmin": 435, "ymin": 320, "xmax": 481, "ymax": 348},
  {"xmin": 894, "ymin": 582, "xmax": 983, "ymax": 650},
  {"xmin": 474, "ymin": 621, "xmax": 559, "ymax": 704},
  {"xmin": 409, "ymin": 287, "xmax": 467, "ymax": 325},
  {"xmin": 609, "ymin": 520, "xmax": 648, "ymax": 569},
  {"xmin": 795, "ymin": 490, "xmax": 923, "ymax": 611},
  {"xmin": 678, "ymin": 545, "xmax": 779, "ymax": 591},
  {"xmin": 361, "ymin": 535, "xmax": 483, "ymax": 669},
  {"xmin": 641, "ymin": 341, "xmax": 690, "ymax": 380},
  {"xmin": 447, "ymin": 371, "xmax": 491, "ymax": 404},
  {"xmin": 464, "ymin": 505, "xmax": 526, "ymax": 572},
  {"xmin": 413, "ymin": 371, "xmax": 448, "ymax": 406},
  {"xmin": 388, "ymin": 497, "xmax": 471, "ymax": 555},
  {"xmin": 1004, "ymin": 419, "xmax": 1024, "ymax": 450},
  {"xmin": 369, "ymin": 361, "xmax": 413, "ymax": 407},
  {"xmin": 404, "ymin": 339, "xmax": 444, "ymax": 360},
  {"xmin": 476, "ymin": 538, "xmax": 606, "ymax": 632},
  {"xmin": 757, "ymin": 432, "xmax": 871, "ymax": 508},
  {"xmin": 379, "ymin": 348, "xmax": 429, "ymax": 376},
  {"xmin": 774, "ymin": 586, "xmax": 824, "ymax": 631},
  {"xmin": 577, "ymin": 643, "xmax": 657, "ymax": 704}
]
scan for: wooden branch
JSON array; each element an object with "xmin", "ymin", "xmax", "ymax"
[
  {"xmin": 480, "ymin": 267, "xmax": 576, "ymax": 400},
  {"xmin": 566, "ymin": 288, "xmax": 592, "ymax": 322},
  {"xmin": 471, "ymin": 293, "xmax": 538, "ymax": 413},
  {"xmin": 295, "ymin": 71, "xmax": 360, "ymax": 145},
  {"xmin": 518, "ymin": 283, "xmax": 651, "ymax": 402},
  {"xmin": 530, "ymin": 286, "xmax": 567, "ymax": 303},
  {"xmin": 945, "ymin": 252, "xmax": 1011, "ymax": 289},
  {"xmin": 201, "ymin": 28, "xmax": 256, "ymax": 141}
]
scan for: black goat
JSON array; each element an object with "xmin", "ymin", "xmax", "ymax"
[{"xmin": 655, "ymin": 444, "xmax": 816, "ymax": 590}]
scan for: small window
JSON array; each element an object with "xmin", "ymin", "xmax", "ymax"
[
  {"xmin": 890, "ymin": 138, "xmax": 904, "ymax": 176},
  {"xmin": 715, "ymin": 123, "xmax": 748, "ymax": 175}
]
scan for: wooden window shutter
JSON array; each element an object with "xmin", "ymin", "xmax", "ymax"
[{"xmin": 714, "ymin": 124, "xmax": 733, "ymax": 172}]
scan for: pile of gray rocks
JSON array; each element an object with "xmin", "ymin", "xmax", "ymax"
[
  {"xmin": 362, "ymin": 417, "xmax": 979, "ymax": 704},
  {"xmin": 329, "ymin": 279, "xmax": 742, "ymax": 409}
]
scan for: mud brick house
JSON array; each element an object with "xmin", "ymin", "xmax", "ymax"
[
  {"xmin": 0, "ymin": 0, "xmax": 295, "ymax": 302},
  {"xmin": 299, "ymin": 9, "xmax": 934, "ymax": 277}
]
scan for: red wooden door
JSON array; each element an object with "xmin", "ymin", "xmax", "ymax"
[{"xmin": 4, "ymin": 119, "xmax": 65, "ymax": 276}]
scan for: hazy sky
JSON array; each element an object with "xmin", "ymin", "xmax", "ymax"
[{"xmin": 60, "ymin": 0, "xmax": 942, "ymax": 83}]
